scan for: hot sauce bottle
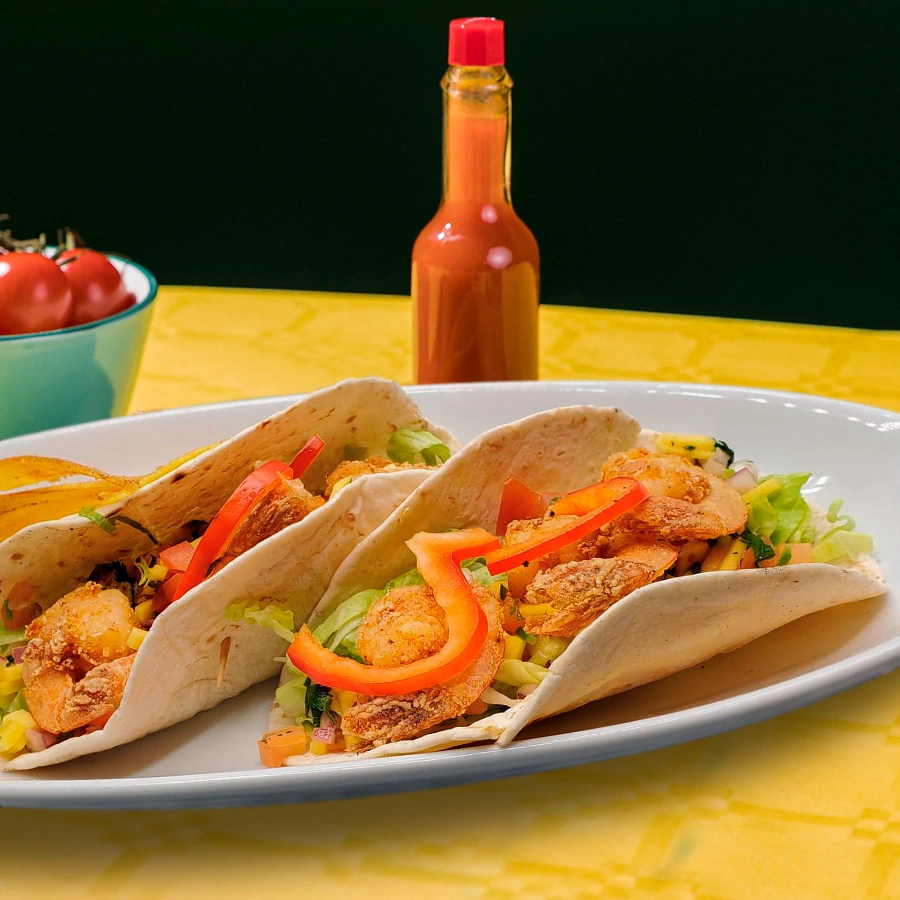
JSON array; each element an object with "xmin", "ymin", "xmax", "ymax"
[{"xmin": 412, "ymin": 17, "xmax": 539, "ymax": 384}]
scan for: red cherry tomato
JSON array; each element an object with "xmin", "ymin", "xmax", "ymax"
[
  {"xmin": 58, "ymin": 248, "xmax": 136, "ymax": 326},
  {"xmin": 0, "ymin": 252, "xmax": 74, "ymax": 335}
]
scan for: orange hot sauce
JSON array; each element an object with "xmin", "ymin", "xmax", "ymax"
[{"xmin": 412, "ymin": 17, "xmax": 539, "ymax": 384}]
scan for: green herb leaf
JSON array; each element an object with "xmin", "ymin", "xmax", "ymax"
[
  {"xmin": 714, "ymin": 439, "xmax": 736, "ymax": 467},
  {"xmin": 305, "ymin": 682, "xmax": 332, "ymax": 727},
  {"xmin": 516, "ymin": 627, "xmax": 536, "ymax": 645},
  {"xmin": 741, "ymin": 530, "xmax": 776, "ymax": 563}
]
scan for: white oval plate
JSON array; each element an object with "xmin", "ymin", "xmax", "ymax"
[{"xmin": 1, "ymin": 381, "xmax": 897, "ymax": 810}]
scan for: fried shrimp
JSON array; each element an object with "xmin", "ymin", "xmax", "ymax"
[
  {"xmin": 323, "ymin": 457, "xmax": 431, "ymax": 499},
  {"xmin": 504, "ymin": 514, "xmax": 602, "ymax": 598},
  {"xmin": 225, "ymin": 475, "xmax": 325, "ymax": 558},
  {"xmin": 341, "ymin": 584, "xmax": 505, "ymax": 749},
  {"xmin": 602, "ymin": 448, "xmax": 711, "ymax": 503},
  {"xmin": 356, "ymin": 585, "xmax": 448, "ymax": 667},
  {"xmin": 601, "ymin": 449, "xmax": 747, "ymax": 546},
  {"xmin": 520, "ymin": 557, "xmax": 661, "ymax": 637},
  {"xmin": 21, "ymin": 582, "xmax": 138, "ymax": 734},
  {"xmin": 613, "ymin": 541, "xmax": 678, "ymax": 578}
]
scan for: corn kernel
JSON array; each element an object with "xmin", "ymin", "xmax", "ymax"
[
  {"xmin": 309, "ymin": 740, "xmax": 328, "ymax": 755},
  {"xmin": 0, "ymin": 664, "xmax": 23, "ymax": 684},
  {"xmin": 519, "ymin": 604, "xmax": 555, "ymax": 618},
  {"xmin": 332, "ymin": 690, "xmax": 358, "ymax": 716},
  {"xmin": 718, "ymin": 538, "xmax": 749, "ymax": 572},
  {"xmin": 504, "ymin": 634, "xmax": 526, "ymax": 661},
  {"xmin": 134, "ymin": 600, "xmax": 154, "ymax": 625},
  {"xmin": 656, "ymin": 433, "xmax": 717, "ymax": 460},
  {"xmin": 330, "ymin": 476, "xmax": 354, "ymax": 497},
  {"xmin": 126, "ymin": 627, "xmax": 148, "ymax": 651}
]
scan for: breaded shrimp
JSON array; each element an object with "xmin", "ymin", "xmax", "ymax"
[
  {"xmin": 21, "ymin": 583, "xmax": 138, "ymax": 734},
  {"xmin": 323, "ymin": 457, "xmax": 432, "ymax": 499},
  {"xmin": 357, "ymin": 585, "xmax": 448, "ymax": 667},
  {"xmin": 224, "ymin": 474, "xmax": 324, "ymax": 558},
  {"xmin": 341, "ymin": 584, "xmax": 505, "ymax": 749},
  {"xmin": 520, "ymin": 557, "xmax": 660, "ymax": 637},
  {"xmin": 602, "ymin": 448, "xmax": 710, "ymax": 503},
  {"xmin": 504, "ymin": 515, "xmax": 602, "ymax": 598},
  {"xmin": 601, "ymin": 448, "xmax": 747, "ymax": 545},
  {"xmin": 613, "ymin": 542, "xmax": 678, "ymax": 578}
]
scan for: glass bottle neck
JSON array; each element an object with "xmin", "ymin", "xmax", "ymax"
[{"xmin": 441, "ymin": 65, "xmax": 513, "ymax": 206}]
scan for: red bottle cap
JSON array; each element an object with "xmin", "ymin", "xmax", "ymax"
[{"xmin": 448, "ymin": 17, "xmax": 505, "ymax": 67}]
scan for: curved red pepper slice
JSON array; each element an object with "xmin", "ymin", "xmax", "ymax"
[
  {"xmin": 485, "ymin": 477, "xmax": 648, "ymax": 575},
  {"xmin": 287, "ymin": 528, "xmax": 501, "ymax": 696},
  {"xmin": 171, "ymin": 460, "xmax": 292, "ymax": 602},
  {"xmin": 290, "ymin": 434, "xmax": 325, "ymax": 479}
]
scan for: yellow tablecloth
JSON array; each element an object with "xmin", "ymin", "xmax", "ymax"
[{"xmin": 12, "ymin": 287, "xmax": 900, "ymax": 899}]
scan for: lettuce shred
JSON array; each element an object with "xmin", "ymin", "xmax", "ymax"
[
  {"xmin": 812, "ymin": 499, "xmax": 874, "ymax": 563},
  {"xmin": 386, "ymin": 429, "xmax": 451, "ymax": 466},
  {"xmin": 225, "ymin": 600, "xmax": 295, "ymax": 643}
]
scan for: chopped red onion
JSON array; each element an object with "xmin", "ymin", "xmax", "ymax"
[
  {"xmin": 24, "ymin": 729, "xmax": 57, "ymax": 753},
  {"xmin": 726, "ymin": 467, "xmax": 758, "ymax": 495},
  {"xmin": 703, "ymin": 458, "xmax": 728, "ymax": 478},
  {"xmin": 11, "ymin": 646, "xmax": 25, "ymax": 664},
  {"xmin": 311, "ymin": 726, "xmax": 336, "ymax": 744}
]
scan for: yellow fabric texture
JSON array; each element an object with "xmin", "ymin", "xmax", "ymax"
[{"xmin": 10, "ymin": 287, "xmax": 900, "ymax": 899}]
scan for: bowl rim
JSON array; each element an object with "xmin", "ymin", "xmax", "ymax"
[{"xmin": 0, "ymin": 253, "xmax": 159, "ymax": 343}]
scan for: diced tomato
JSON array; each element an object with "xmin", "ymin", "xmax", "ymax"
[
  {"xmin": 788, "ymin": 543, "xmax": 814, "ymax": 564},
  {"xmin": 258, "ymin": 726, "xmax": 309, "ymax": 767},
  {"xmin": 496, "ymin": 476, "xmax": 548, "ymax": 535},
  {"xmin": 740, "ymin": 548, "xmax": 757, "ymax": 569},
  {"xmin": 157, "ymin": 573, "xmax": 184, "ymax": 609},
  {"xmin": 159, "ymin": 541, "xmax": 195, "ymax": 574}
]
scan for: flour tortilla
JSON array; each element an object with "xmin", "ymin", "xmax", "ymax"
[
  {"xmin": 272, "ymin": 416, "xmax": 885, "ymax": 764},
  {"xmin": 3, "ymin": 377, "xmax": 458, "ymax": 770}
]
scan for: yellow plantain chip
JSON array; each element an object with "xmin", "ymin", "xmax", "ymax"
[
  {"xmin": 0, "ymin": 441, "xmax": 220, "ymax": 542},
  {"xmin": 0, "ymin": 456, "xmax": 135, "ymax": 492}
]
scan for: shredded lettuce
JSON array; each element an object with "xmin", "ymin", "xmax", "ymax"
[
  {"xmin": 0, "ymin": 628, "xmax": 26, "ymax": 649},
  {"xmin": 528, "ymin": 635, "xmax": 571, "ymax": 668},
  {"xmin": 225, "ymin": 600, "xmax": 295, "ymax": 643},
  {"xmin": 312, "ymin": 588, "xmax": 384, "ymax": 661},
  {"xmin": 275, "ymin": 677, "xmax": 309, "ymax": 718},
  {"xmin": 745, "ymin": 473, "xmax": 814, "ymax": 545},
  {"xmin": 386, "ymin": 429, "xmax": 451, "ymax": 466},
  {"xmin": 813, "ymin": 531, "xmax": 874, "ymax": 564},
  {"xmin": 494, "ymin": 659, "xmax": 552, "ymax": 688},
  {"xmin": 385, "ymin": 569, "xmax": 425, "ymax": 589},
  {"xmin": 812, "ymin": 500, "xmax": 873, "ymax": 563},
  {"xmin": 78, "ymin": 506, "xmax": 116, "ymax": 533}
]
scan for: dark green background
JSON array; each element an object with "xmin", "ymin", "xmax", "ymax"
[{"xmin": 4, "ymin": 1, "xmax": 898, "ymax": 326}]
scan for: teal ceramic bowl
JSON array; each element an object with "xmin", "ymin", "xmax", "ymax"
[{"xmin": 0, "ymin": 255, "xmax": 158, "ymax": 439}]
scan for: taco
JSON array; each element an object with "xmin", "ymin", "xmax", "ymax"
[
  {"xmin": 0, "ymin": 377, "xmax": 457, "ymax": 768},
  {"xmin": 259, "ymin": 406, "xmax": 884, "ymax": 766}
]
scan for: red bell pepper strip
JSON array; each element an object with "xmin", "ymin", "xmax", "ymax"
[
  {"xmin": 287, "ymin": 528, "xmax": 501, "ymax": 696},
  {"xmin": 290, "ymin": 434, "xmax": 325, "ymax": 479},
  {"xmin": 158, "ymin": 541, "xmax": 196, "ymax": 574},
  {"xmin": 171, "ymin": 460, "xmax": 292, "ymax": 602},
  {"xmin": 485, "ymin": 477, "xmax": 648, "ymax": 575},
  {"xmin": 496, "ymin": 476, "xmax": 548, "ymax": 535}
]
